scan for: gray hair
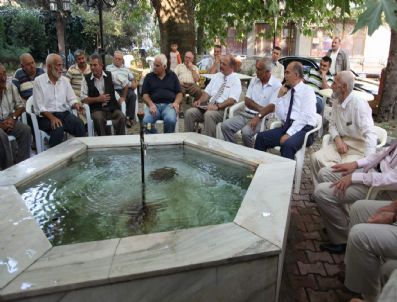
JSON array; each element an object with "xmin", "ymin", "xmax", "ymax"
[
  {"xmin": 114, "ymin": 50, "xmax": 123, "ymax": 57},
  {"xmin": 89, "ymin": 54, "xmax": 103, "ymax": 65},
  {"xmin": 289, "ymin": 61, "xmax": 304, "ymax": 78},
  {"xmin": 155, "ymin": 54, "xmax": 167, "ymax": 67},
  {"xmin": 338, "ymin": 70, "xmax": 355, "ymax": 93},
  {"xmin": 46, "ymin": 53, "xmax": 60, "ymax": 66},
  {"xmin": 74, "ymin": 49, "xmax": 86, "ymax": 59},
  {"xmin": 257, "ymin": 57, "xmax": 272, "ymax": 72},
  {"xmin": 19, "ymin": 53, "xmax": 33, "ymax": 64}
]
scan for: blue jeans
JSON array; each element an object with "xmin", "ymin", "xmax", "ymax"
[
  {"xmin": 254, "ymin": 125, "xmax": 314, "ymax": 159},
  {"xmin": 143, "ymin": 103, "xmax": 177, "ymax": 133}
]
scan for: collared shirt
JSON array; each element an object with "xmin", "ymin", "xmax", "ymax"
[
  {"xmin": 66, "ymin": 64, "xmax": 91, "ymax": 101},
  {"xmin": 33, "ymin": 73, "xmax": 78, "ymax": 113},
  {"xmin": 271, "ymin": 61, "xmax": 284, "ymax": 82},
  {"xmin": 304, "ymin": 68, "xmax": 333, "ymax": 94},
  {"xmin": 205, "ymin": 72, "xmax": 241, "ymax": 104},
  {"xmin": 12, "ymin": 67, "xmax": 45, "ymax": 99},
  {"xmin": 244, "ymin": 75, "xmax": 282, "ymax": 114},
  {"xmin": 329, "ymin": 91, "xmax": 377, "ymax": 156},
  {"xmin": 0, "ymin": 82, "xmax": 24, "ymax": 120},
  {"xmin": 352, "ymin": 145, "xmax": 397, "ymax": 189},
  {"xmin": 173, "ymin": 63, "xmax": 199, "ymax": 84},
  {"xmin": 271, "ymin": 81, "xmax": 317, "ymax": 136},
  {"xmin": 106, "ymin": 63, "xmax": 133, "ymax": 90},
  {"xmin": 80, "ymin": 71, "xmax": 115, "ymax": 100},
  {"xmin": 141, "ymin": 71, "xmax": 181, "ymax": 104}
]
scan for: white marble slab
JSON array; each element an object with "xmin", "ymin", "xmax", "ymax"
[
  {"xmin": 1, "ymin": 239, "xmax": 119, "ymax": 299},
  {"xmin": 0, "ymin": 186, "xmax": 51, "ymax": 289},
  {"xmin": 0, "ymin": 140, "xmax": 86, "ymax": 187},
  {"xmin": 234, "ymin": 161, "xmax": 296, "ymax": 248},
  {"xmin": 109, "ymin": 222, "xmax": 279, "ymax": 282}
]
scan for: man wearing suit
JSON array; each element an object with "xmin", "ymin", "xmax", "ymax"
[{"xmin": 326, "ymin": 37, "xmax": 350, "ymax": 75}]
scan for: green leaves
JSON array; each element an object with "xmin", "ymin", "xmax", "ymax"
[{"xmin": 353, "ymin": 0, "xmax": 397, "ymax": 35}]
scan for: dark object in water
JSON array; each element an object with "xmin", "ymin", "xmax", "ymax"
[{"xmin": 149, "ymin": 167, "xmax": 178, "ymax": 182}]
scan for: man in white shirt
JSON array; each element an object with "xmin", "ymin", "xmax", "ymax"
[
  {"xmin": 184, "ymin": 54, "xmax": 242, "ymax": 138},
  {"xmin": 220, "ymin": 57, "xmax": 281, "ymax": 147},
  {"xmin": 311, "ymin": 71, "xmax": 377, "ymax": 182},
  {"xmin": 270, "ymin": 46, "xmax": 284, "ymax": 81},
  {"xmin": 327, "ymin": 37, "xmax": 350, "ymax": 75},
  {"xmin": 33, "ymin": 54, "xmax": 85, "ymax": 147},
  {"xmin": 254, "ymin": 61, "xmax": 317, "ymax": 159}
]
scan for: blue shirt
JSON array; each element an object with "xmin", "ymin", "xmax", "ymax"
[
  {"xmin": 12, "ymin": 67, "xmax": 45, "ymax": 99},
  {"xmin": 142, "ymin": 71, "xmax": 181, "ymax": 104}
]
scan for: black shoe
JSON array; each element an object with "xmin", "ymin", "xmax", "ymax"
[
  {"xmin": 126, "ymin": 119, "xmax": 132, "ymax": 128},
  {"xmin": 179, "ymin": 111, "xmax": 184, "ymax": 118},
  {"xmin": 319, "ymin": 243, "xmax": 346, "ymax": 254}
]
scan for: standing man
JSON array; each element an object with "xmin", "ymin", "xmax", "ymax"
[
  {"xmin": 184, "ymin": 54, "xmax": 242, "ymax": 138},
  {"xmin": 81, "ymin": 54, "xmax": 126, "ymax": 136},
  {"xmin": 254, "ymin": 62, "xmax": 317, "ymax": 159},
  {"xmin": 327, "ymin": 37, "xmax": 350, "ymax": 75},
  {"xmin": 311, "ymin": 71, "xmax": 377, "ymax": 182},
  {"xmin": 66, "ymin": 49, "xmax": 91, "ymax": 101},
  {"xmin": 13, "ymin": 53, "xmax": 44, "ymax": 100},
  {"xmin": 304, "ymin": 56, "xmax": 334, "ymax": 114},
  {"xmin": 208, "ymin": 45, "xmax": 222, "ymax": 74},
  {"xmin": 270, "ymin": 46, "xmax": 284, "ymax": 82},
  {"xmin": 220, "ymin": 57, "xmax": 281, "ymax": 147},
  {"xmin": 33, "ymin": 54, "xmax": 85, "ymax": 147},
  {"xmin": 0, "ymin": 63, "xmax": 31, "ymax": 169},
  {"xmin": 141, "ymin": 54, "xmax": 182, "ymax": 133},
  {"xmin": 106, "ymin": 51, "xmax": 137, "ymax": 128}
]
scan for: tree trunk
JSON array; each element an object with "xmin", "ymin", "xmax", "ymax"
[
  {"xmin": 56, "ymin": 12, "xmax": 66, "ymax": 55},
  {"xmin": 378, "ymin": 29, "xmax": 397, "ymax": 122},
  {"xmin": 196, "ymin": 24, "xmax": 204, "ymax": 55},
  {"xmin": 151, "ymin": 0, "xmax": 196, "ymax": 61}
]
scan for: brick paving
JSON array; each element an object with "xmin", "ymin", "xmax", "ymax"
[{"xmin": 131, "ymin": 100, "xmax": 360, "ymax": 302}]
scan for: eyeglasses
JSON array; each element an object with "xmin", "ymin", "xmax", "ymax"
[{"xmin": 154, "ymin": 64, "xmax": 162, "ymax": 67}]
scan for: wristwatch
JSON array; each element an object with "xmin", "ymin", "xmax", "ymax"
[
  {"xmin": 257, "ymin": 113, "xmax": 263, "ymax": 119},
  {"xmin": 12, "ymin": 115, "xmax": 17, "ymax": 120}
]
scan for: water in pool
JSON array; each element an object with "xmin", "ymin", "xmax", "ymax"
[{"xmin": 19, "ymin": 146, "xmax": 253, "ymax": 246}]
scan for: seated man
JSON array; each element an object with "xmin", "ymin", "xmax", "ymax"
[
  {"xmin": 12, "ymin": 53, "xmax": 44, "ymax": 100},
  {"xmin": 141, "ymin": 54, "xmax": 182, "ymax": 133},
  {"xmin": 0, "ymin": 63, "xmax": 31, "ymax": 169},
  {"xmin": 66, "ymin": 49, "xmax": 91, "ymax": 102},
  {"xmin": 345, "ymin": 199, "xmax": 397, "ymax": 302},
  {"xmin": 81, "ymin": 54, "xmax": 126, "ymax": 136},
  {"xmin": 270, "ymin": 46, "xmax": 284, "ymax": 82},
  {"xmin": 304, "ymin": 56, "xmax": 334, "ymax": 114},
  {"xmin": 221, "ymin": 57, "xmax": 281, "ymax": 147},
  {"xmin": 254, "ymin": 61, "xmax": 317, "ymax": 159},
  {"xmin": 173, "ymin": 51, "xmax": 202, "ymax": 106},
  {"xmin": 311, "ymin": 70, "xmax": 377, "ymax": 183},
  {"xmin": 313, "ymin": 139, "xmax": 397, "ymax": 254},
  {"xmin": 208, "ymin": 45, "xmax": 222, "ymax": 74},
  {"xmin": 106, "ymin": 50, "xmax": 137, "ymax": 128},
  {"xmin": 33, "ymin": 54, "xmax": 85, "ymax": 147},
  {"xmin": 184, "ymin": 54, "xmax": 242, "ymax": 138}
]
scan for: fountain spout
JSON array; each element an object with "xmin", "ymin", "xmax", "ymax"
[{"xmin": 137, "ymin": 112, "xmax": 146, "ymax": 183}]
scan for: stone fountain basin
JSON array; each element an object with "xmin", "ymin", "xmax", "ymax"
[{"xmin": 0, "ymin": 133, "xmax": 295, "ymax": 302}]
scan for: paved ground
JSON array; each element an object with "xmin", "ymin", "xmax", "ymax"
[{"xmin": 129, "ymin": 100, "xmax": 361, "ymax": 302}]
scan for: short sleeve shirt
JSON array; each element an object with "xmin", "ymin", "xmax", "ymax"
[{"xmin": 142, "ymin": 71, "xmax": 181, "ymax": 104}]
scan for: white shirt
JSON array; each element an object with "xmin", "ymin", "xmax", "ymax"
[
  {"xmin": 271, "ymin": 61, "xmax": 284, "ymax": 82},
  {"xmin": 205, "ymin": 72, "xmax": 241, "ymax": 104},
  {"xmin": 245, "ymin": 75, "xmax": 282, "ymax": 114},
  {"xmin": 330, "ymin": 49, "xmax": 339, "ymax": 75},
  {"xmin": 329, "ymin": 91, "xmax": 377, "ymax": 156},
  {"xmin": 271, "ymin": 81, "xmax": 317, "ymax": 136},
  {"xmin": 33, "ymin": 73, "xmax": 78, "ymax": 113},
  {"xmin": 80, "ymin": 71, "xmax": 115, "ymax": 100}
]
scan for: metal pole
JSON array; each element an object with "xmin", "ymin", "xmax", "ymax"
[
  {"xmin": 137, "ymin": 112, "xmax": 145, "ymax": 183},
  {"xmin": 98, "ymin": 0, "xmax": 106, "ymax": 67}
]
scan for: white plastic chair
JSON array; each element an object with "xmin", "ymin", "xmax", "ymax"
[
  {"xmin": 269, "ymin": 113, "xmax": 323, "ymax": 194},
  {"xmin": 84, "ymin": 101, "xmax": 127, "ymax": 137},
  {"xmin": 321, "ymin": 125, "xmax": 387, "ymax": 149},
  {"xmin": 25, "ymin": 97, "xmax": 50, "ymax": 153}
]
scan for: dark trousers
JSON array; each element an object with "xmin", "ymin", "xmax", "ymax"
[
  {"xmin": 38, "ymin": 111, "xmax": 85, "ymax": 147},
  {"xmin": 116, "ymin": 88, "xmax": 136, "ymax": 120},
  {"xmin": 254, "ymin": 125, "xmax": 314, "ymax": 159}
]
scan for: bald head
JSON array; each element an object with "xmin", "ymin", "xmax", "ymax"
[{"xmin": 20, "ymin": 53, "xmax": 37, "ymax": 77}]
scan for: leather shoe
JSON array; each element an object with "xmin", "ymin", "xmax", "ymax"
[{"xmin": 319, "ymin": 243, "xmax": 346, "ymax": 254}]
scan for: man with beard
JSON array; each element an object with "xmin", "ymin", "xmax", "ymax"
[
  {"xmin": 33, "ymin": 54, "xmax": 85, "ymax": 147},
  {"xmin": 12, "ymin": 53, "xmax": 44, "ymax": 100},
  {"xmin": 0, "ymin": 63, "xmax": 31, "ymax": 169},
  {"xmin": 310, "ymin": 71, "xmax": 377, "ymax": 183},
  {"xmin": 66, "ymin": 49, "xmax": 91, "ymax": 102}
]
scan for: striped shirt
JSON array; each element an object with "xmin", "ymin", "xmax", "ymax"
[
  {"xmin": 66, "ymin": 64, "xmax": 91, "ymax": 101},
  {"xmin": 304, "ymin": 68, "xmax": 333, "ymax": 95},
  {"xmin": 106, "ymin": 64, "xmax": 134, "ymax": 90},
  {"xmin": 12, "ymin": 67, "xmax": 45, "ymax": 99}
]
